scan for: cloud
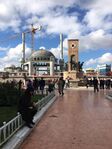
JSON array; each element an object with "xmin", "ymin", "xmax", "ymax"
[
  {"xmin": 50, "ymin": 47, "xmax": 61, "ymax": 59},
  {"xmin": 79, "ymin": 30, "xmax": 112, "ymax": 51},
  {"xmin": 0, "ymin": 44, "xmax": 31, "ymax": 70},
  {"xmin": 85, "ymin": 58, "xmax": 97, "ymax": 66},
  {"xmin": 98, "ymin": 53, "xmax": 112, "ymax": 63},
  {"xmin": 0, "ymin": 0, "xmax": 76, "ymax": 31},
  {"xmin": 39, "ymin": 46, "xmax": 46, "ymax": 50},
  {"xmin": 0, "ymin": 0, "xmax": 111, "ymax": 34},
  {"xmin": 39, "ymin": 13, "xmax": 81, "ymax": 36},
  {"xmin": 0, "ymin": 46, "xmax": 9, "ymax": 51},
  {"xmin": 50, "ymin": 44, "xmax": 68, "ymax": 59},
  {"xmin": 82, "ymin": 0, "xmax": 112, "ymax": 31},
  {"xmin": 85, "ymin": 52, "xmax": 112, "ymax": 67}
]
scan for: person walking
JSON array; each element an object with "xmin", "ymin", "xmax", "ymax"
[
  {"xmin": 93, "ymin": 77, "xmax": 99, "ymax": 93},
  {"xmin": 58, "ymin": 77, "xmax": 65, "ymax": 96},
  {"xmin": 65, "ymin": 77, "xmax": 70, "ymax": 88},
  {"xmin": 33, "ymin": 77, "xmax": 39, "ymax": 93},
  {"xmin": 18, "ymin": 79, "xmax": 23, "ymax": 91},
  {"xmin": 26, "ymin": 79, "xmax": 34, "ymax": 93},
  {"xmin": 39, "ymin": 78, "xmax": 45, "ymax": 95}
]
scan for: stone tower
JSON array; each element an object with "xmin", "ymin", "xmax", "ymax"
[{"xmin": 68, "ymin": 39, "xmax": 79, "ymax": 71}]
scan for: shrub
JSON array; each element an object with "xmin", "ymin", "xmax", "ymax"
[{"xmin": 0, "ymin": 82, "xmax": 23, "ymax": 106}]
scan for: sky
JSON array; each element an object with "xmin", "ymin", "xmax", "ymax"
[{"xmin": 0, "ymin": 0, "xmax": 112, "ymax": 70}]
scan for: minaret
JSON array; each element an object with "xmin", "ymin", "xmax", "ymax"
[
  {"xmin": 59, "ymin": 33, "xmax": 64, "ymax": 72},
  {"xmin": 31, "ymin": 24, "xmax": 35, "ymax": 54},
  {"xmin": 22, "ymin": 32, "xmax": 25, "ymax": 63},
  {"xmin": 60, "ymin": 33, "xmax": 63, "ymax": 59}
]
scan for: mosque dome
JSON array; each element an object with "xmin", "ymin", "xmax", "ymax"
[{"xmin": 28, "ymin": 49, "xmax": 56, "ymax": 61}]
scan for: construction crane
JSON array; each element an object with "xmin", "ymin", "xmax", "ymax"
[{"xmin": 22, "ymin": 24, "xmax": 42, "ymax": 64}]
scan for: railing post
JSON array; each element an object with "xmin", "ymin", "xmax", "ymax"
[
  {"xmin": 17, "ymin": 112, "xmax": 20, "ymax": 127},
  {"xmin": 0, "ymin": 128, "xmax": 1, "ymax": 145},
  {"xmin": 3, "ymin": 122, "xmax": 6, "ymax": 141}
]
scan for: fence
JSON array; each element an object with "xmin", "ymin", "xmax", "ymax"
[{"xmin": 0, "ymin": 92, "xmax": 55, "ymax": 147}]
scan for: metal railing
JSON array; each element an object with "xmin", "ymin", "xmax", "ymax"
[{"xmin": 0, "ymin": 91, "xmax": 55, "ymax": 147}]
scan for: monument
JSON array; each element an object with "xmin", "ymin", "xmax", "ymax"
[
  {"xmin": 64, "ymin": 39, "xmax": 80, "ymax": 79},
  {"xmin": 63, "ymin": 39, "xmax": 84, "ymax": 87}
]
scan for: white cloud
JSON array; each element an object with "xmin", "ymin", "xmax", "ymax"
[
  {"xmin": 0, "ymin": 46, "xmax": 9, "ymax": 51},
  {"xmin": 50, "ymin": 47, "xmax": 61, "ymax": 59},
  {"xmin": 85, "ymin": 58, "xmax": 97, "ymax": 66},
  {"xmin": 82, "ymin": 0, "xmax": 112, "ymax": 32},
  {"xmin": 0, "ymin": 44, "xmax": 31, "ymax": 70},
  {"xmin": 50, "ymin": 45, "xmax": 68, "ymax": 59},
  {"xmin": 85, "ymin": 52, "xmax": 112, "ymax": 67},
  {"xmin": 39, "ymin": 14, "xmax": 81, "ymax": 36},
  {"xmin": 39, "ymin": 46, "xmax": 46, "ymax": 49},
  {"xmin": 98, "ymin": 53, "xmax": 112, "ymax": 63},
  {"xmin": 79, "ymin": 30, "xmax": 112, "ymax": 51},
  {"xmin": 0, "ymin": 0, "xmax": 77, "ymax": 31}
]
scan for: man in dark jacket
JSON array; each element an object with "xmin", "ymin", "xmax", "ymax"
[
  {"xmin": 39, "ymin": 78, "xmax": 45, "ymax": 95},
  {"xmin": 58, "ymin": 77, "xmax": 65, "ymax": 96},
  {"xmin": 93, "ymin": 77, "xmax": 99, "ymax": 93}
]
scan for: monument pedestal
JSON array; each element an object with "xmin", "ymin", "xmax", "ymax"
[
  {"xmin": 63, "ymin": 71, "xmax": 77, "ymax": 80},
  {"xmin": 63, "ymin": 71, "xmax": 84, "ymax": 88}
]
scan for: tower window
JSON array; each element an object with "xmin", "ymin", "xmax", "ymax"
[{"xmin": 72, "ymin": 44, "xmax": 74, "ymax": 48}]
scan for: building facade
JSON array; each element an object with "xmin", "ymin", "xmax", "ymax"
[{"xmin": 97, "ymin": 64, "xmax": 111, "ymax": 76}]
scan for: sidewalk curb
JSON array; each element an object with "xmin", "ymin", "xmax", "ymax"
[{"xmin": 2, "ymin": 95, "xmax": 57, "ymax": 149}]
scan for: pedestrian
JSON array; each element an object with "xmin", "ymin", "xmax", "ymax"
[
  {"xmin": 100, "ymin": 79, "xmax": 104, "ymax": 89},
  {"xmin": 48, "ymin": 80, "xmax": 55, "ymax": 93},
  {"xmin": 26, "ymin": 79, "xmax": 34, "ymax": 93},
  {"xmin": 39, "ymin": 78, "xmax": 45, "ymax": 95},
  {"xmin": 18, "ymin": 79, "xmax": 23, "ymax": 91},
  {"xmin": 65, "ymin": 76, "xmax": 70, "ymax": 88},
  {"xmin": 85, "ymin": 78, "xmax": 89, "ymax": 88},
  {"xmin": 93, "ymin": 77, "xmax": 99, "ymax": 92},
  {"xmin": 33, "ymin": 77, "xmax": 39, "ymax": 93},
  {"xmin": 58, "ymin": 77, "xmax": 65, "ymax": 96},
  {"xmin": 18, "ymin": 88, "xmax": 37, "ymax": 128}
]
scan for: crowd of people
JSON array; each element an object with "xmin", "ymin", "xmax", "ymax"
[
  {"xmin": 86, "ymin": 77, "xmax": 112, "ymax": 92},
  {"xmin": 18, "ymin": 77, "xmax": 56, "ymax": 95}
]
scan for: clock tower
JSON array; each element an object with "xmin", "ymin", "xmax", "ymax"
[{"xmin": 68, "ymin": 39, "xmax": 79, "ymax": 71}]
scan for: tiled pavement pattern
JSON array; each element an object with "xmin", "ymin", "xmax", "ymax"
[{"xmin": 21, "ymin": 89, "xmax": 112, "ymax": 149}]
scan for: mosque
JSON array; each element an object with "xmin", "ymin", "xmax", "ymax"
[
  {"xmin": 22, "ymin": 49, "xmax": 59, "ymax": 76},
  {"xmin": 20, "ymin": 33, "xmax": 64, "ymax": 77}
]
